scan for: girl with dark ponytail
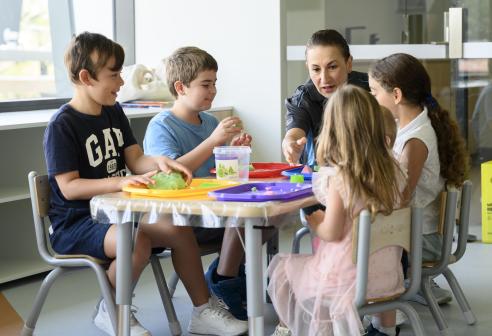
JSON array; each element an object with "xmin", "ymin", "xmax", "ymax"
[
  {"xmin": 369, "ymin": 53, "xmax": 468, "ymax": 187},
  {"xmin": 368, "ymin": 53, "xmax": 469, "ymax": 313}
]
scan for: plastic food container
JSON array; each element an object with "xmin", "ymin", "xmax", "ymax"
[{"xmin": 213, "ymin": 146, "xmax": 251, "ymax": 181}]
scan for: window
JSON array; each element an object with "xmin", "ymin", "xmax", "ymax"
[
  {"xmin": 0, "ymin": 0, "xmax": 118, "ymax": 111},
  {"xmin": 0, "ymin": 0, "xmax": 53, "ymax": 101}
]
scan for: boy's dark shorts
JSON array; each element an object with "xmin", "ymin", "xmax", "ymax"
[
  {"xmin": 193, "ymin": 227, "xmax": 225, "ymax": 245},
  {"xmin": 50, "ymin": 214, "xmax": 112, "ymax": 261},
  {"xmin": 302, "ymin": 203, "xmax": 326, "ymax": 216},
  {"xmin": 50, "ymin": 213, "xmax": 226, "ymax": 260}
]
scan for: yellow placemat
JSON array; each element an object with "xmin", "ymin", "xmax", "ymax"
[
  {"xmin": 0, "ymin": 293, "xmax": 23, "ymax": 334},
  {"xmin": 123, "ymin": 178, "xmax": 239, "ymax": 200}
]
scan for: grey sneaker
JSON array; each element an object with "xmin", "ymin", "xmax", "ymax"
[{"xmin": 411, "ymin": 279, "xmax": 453, "ymax": 305}]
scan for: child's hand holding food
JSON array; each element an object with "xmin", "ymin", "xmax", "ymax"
[
  {"xmin": 152, "ymin": 156, "xmax": 192, "ymax": 184},
  {"xmin": 230, "ymin": 132, "xmax": 252, "ymax": 146},
  {"xmin": 210, "ymin": 116, "xmax": 243, "ymax": 145}
]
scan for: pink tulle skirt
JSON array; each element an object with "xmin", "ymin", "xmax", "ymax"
[{"xmin": 267, "ymin": 237, "xmax": 404, "ymax": 336}]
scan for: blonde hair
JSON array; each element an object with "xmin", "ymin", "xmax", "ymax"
[
  {"xmin": 381, "ymin": 106, "xmax": 397, "ymax": 147},
  {"xmin": 316, "ymin": 85, "xmax": 403, "ymax": 217}
]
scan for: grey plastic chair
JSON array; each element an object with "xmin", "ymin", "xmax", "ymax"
[
  {"xmin": 354, "ymin": 207, "xmax": 426, "ymax": 336},
  {"xmin": 22, "ymin": 171, "xmax": 181, "ymax": 336},
  {"xmin": 420, "ymin": 181, "xmax": 475, "ymax": 336},
  {"xmin": 443, "ymin": 181, "xmax": 476, "ymax": 324}
]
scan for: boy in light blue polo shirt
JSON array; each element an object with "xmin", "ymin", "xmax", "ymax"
[
  {"xmin": 144, "ymin": 48, "xmax": 251, "ymax": 177},
  {"xmin": 144, "ymin": 108, "xmax": 219, "ymax": 177},
  {"xmin": 144, "ymin": 46, "xmax": 253, "ymax": 320}
]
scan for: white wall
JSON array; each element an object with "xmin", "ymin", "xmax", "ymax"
[
  {"xmin": 72, "ymin": 0, "xmax": 113, "ymax": 38},
  {"xmin": 135, "ymin": 0, "xmax": 283, "ymax": 162}
]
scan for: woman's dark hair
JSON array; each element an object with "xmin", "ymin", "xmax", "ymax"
[
  {"xmin": 369, "ymin": 53, "xmax": 469, "ymax": 186},
  {"xmin": 64, "ymin": 32, "xmax": 125, "ymax": 83},
  {"xmin": 305, "ymin": 29, "xmax": 351, "ymax": 61}
]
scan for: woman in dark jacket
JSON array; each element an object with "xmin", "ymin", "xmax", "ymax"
[{"xmin": 282, "ymin": 29, "xmax": 369, "ymax": 220}]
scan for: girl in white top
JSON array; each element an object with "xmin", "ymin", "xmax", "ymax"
[{"xmin": 368, "ymin": 53, "xmax": 469, "ymax": 261}]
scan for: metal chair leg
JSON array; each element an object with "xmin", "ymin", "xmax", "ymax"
[
  {"xmin": 21, "ymin": 267, "xmax": 65, "ymax": 336},
  {"xmin": 395, "ymin": 302, "xmax": 426, "ymax": 336},
  {"xmin": 150, "ymin": 255, "xmax": 182, "ymax": 335},
  {"xmin": 421, "ymin": 276, "xmax": 453, "ymax": 335},
  {"xmin": 90, "ymin": 263, "xmax": 118, "ymax": 333},
  {"xmin": 442, "ymin": 267, "xmax": 476, "ymax": 325},
  {"xmin": 168, "ymin": 272, "xmax": 180, "ymax": 298}
]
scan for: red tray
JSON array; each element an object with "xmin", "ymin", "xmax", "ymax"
[{"xmin": 210, "ymin": 162, "xmax": 302, "ymax": 178}]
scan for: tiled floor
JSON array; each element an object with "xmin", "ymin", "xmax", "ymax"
[{"xmin": 1, "ymin": 167, "xmax": 490, "ymax": 335}]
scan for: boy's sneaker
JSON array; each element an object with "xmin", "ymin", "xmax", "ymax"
[
  {"xmin": 188, "ymin": 295, "xmax": 248, "ymax": 336},
  {"xmin": 205, "ymin": 258, "xmax": 247, "ymax": 320},
  {"xmin": 271, "ymin": 324, "xmax": 292, "ymax": 336},
  {"xmin": 365, "ymin": 323, "xmax": 400, "ymax": 336},
  {"xmin": 93, "ymin": 300, "xmax": 151, "ymax": 336}
]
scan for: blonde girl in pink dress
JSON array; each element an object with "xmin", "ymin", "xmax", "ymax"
[{"xmin": 268, "ymin": 85, "xmax": 406, "ymax": 336}]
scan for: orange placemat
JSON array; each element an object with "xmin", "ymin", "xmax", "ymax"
[{"xmin": 123, "ymin": 178, "xmax": 239, "ymax": 200}]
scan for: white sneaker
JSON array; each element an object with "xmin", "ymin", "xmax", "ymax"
[
  {"xmin": 188, "ymin": 296, "xmax": 248, "ymax": 336},
  {"xmin": 395, "ymin": 309, "xmax": 407, "ymax": 326},
  {"xmin": 271, "ymin": 324, "xmax": 292, "ymax": 336},
  {"xmin": 93, "ymin": 300, "xmax": 152, "ymax": 336}
]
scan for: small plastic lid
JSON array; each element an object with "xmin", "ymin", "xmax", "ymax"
[
  {"xmin": 213, "ymin": 146, "xmax": 251, "ymax": 154},
  {"xmin": 290, "ymin": 174, "xmax": 304, "ymax": 183}
]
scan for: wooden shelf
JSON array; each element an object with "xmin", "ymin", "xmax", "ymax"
[
  {"xmin": 0, "ymin": 258, "xmax": 52, "ymax": 284},
  {"xmin": 0, "ymin": 186, "xmax": 30, "ymax": 203}
]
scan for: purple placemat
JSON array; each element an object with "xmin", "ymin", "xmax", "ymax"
[{"xmin": 209, "ymin": 182, "xmax": 312, "ymax": 202}]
